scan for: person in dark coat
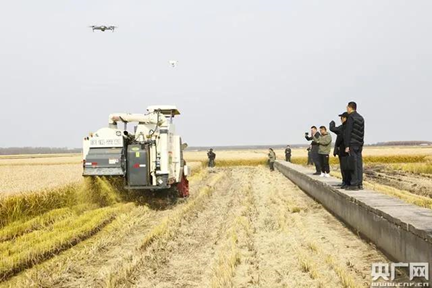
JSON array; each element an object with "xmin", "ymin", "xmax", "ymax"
[
  {"xmin": 344, "ymin": 102, "xmax": 365, "ymax": 190},
  {"xmin": 207, "ymin": 149, "xmax": 216, "ymax": 168},
  {"xmin": 307, "ymin": 146, "xmax": 313, "ymax": 165},
  {"xmin": 305, "ymin": 126, "xmax": 321, "ymax": 175},
  {"xmin": 284, "ymin": 145, "xmax": 292, "ymax": 162},
  {"xmin": 330, "ymin": 112, "xmax": 351, "ymax": 188}
]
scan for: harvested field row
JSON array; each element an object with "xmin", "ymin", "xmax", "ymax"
[
  {"xmin": 0, "ymin": 203, "xmax": 133, "ymax": 281},
  {"xmin": 0, "ymin": 161, "xmax": 204, "ymax": 197},
  {"xmin": 0, "ymin": 169, "xmax": 212, "ymax": 287},
  {"xmin": 0, "ymin": 166, "xmax": 401, "ymax": 287},
  {"xmin": 0, "ymin": 165, "xmax": 83, "ymax": 196}
]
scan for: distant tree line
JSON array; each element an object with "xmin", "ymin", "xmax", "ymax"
[
  {"xmin": 370, "ymin": 141, "xmax": 432, "ymax": 146},
  {"xmin": 0, "ymin": 147, "xmax": 81, "ymax": 155},
  {"xmin": 1, "ymin": 141, "xmax": 430, "ymax": 155},
  {"xmin": 189, "ymin": 144, "xmax": 309, "ymax": 151},
  {"xmin": 189, "ymin": 141, "xmax": 432, "ymax": 151}
]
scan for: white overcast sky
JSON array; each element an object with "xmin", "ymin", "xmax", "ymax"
[{"xmin": 0, "ymin": 0, "xmax": 431, "ymax": 147}]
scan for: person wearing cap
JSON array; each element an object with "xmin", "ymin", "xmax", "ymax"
[
  {"xmin": 284, "ymin": 145, "xmax": 292, "ymax": 162},
  {"xmin": 207, "ymin": 148, "xmax": 216, "ymax": 168},
  {"xmin": 330, "ymin": 112, "xmax": 351, "ymax": 188}
]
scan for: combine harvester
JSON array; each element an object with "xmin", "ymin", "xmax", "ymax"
[{"xmin": 82, "ymin": 105, "xmax": 190, "ymax": 197}]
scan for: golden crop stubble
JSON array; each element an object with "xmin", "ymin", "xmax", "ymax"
[
  {"xmin": 0, "ymin": 164, "xmax": 83, "ymax": 196},
  {"xmin": 0, "ymin": 203, "xmax": 134, "ymax": 281},
  {"xmin": 106, "ymin": 173, "xmax": 225, "ymax": 287}
]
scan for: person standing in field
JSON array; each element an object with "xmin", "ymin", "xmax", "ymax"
[
  {"xmin": 344, "ymin": 101, "xmax": 365, "ymax": 190},
  {"xmin": 313, "ymin": 126, "xmax": 332, "ymax": 177},
  {"xmin": 268, "ymin": 148, "xmax": 276, "ymax": 171},
  {"xmin": 330, "ymin": 112, "xmax": 351, "ymax": 188},
  {"xmin": 207, "ymin": 148, "xmax": 216, "ymax": 168},
  {"xmin": 305, "ymin": 126, "xmax": 321, "ymax": 175},
  {"xmin": 284, "ymin": 145, "xmax": 292, "ymax": 162}
]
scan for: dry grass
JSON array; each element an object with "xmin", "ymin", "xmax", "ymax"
[
  {"xmin": 289, "ymin": 214, "xmax": 360, "ymax": 287},
  {"xmin": 210, "ymin": 184, "xmax": 253, "ymax": 288},
  {"xmin": 0, "ymin": 204, "xmax": 96, "ymax": 241},
  {"xmin": 0, "ymin": 146, "xmax": 429, "ymax": 196},
  {"xmin": 106, "ymin": 173, "xmax": 224, "ymax": 287},
  {"xmin": 0, "ymin": 203, "xmax": 133, "ymax": 281},
  {"xmin": 0, "ymin": 166, "xmax": 390, "ymax": 287},
  {"xmin": 0, "ymin": 175, "xmax": 140, "ymax": 281},
  {"xmin": 329, "ymin": 171, "xmax": 432, "ymax": 209},
  {"xmin": 292, "ymin": 154, "xmax": 430, "ymax": 166},
  {"xmin": 211, "ymin": 227, "xmax": 241, "ymax": 288},
  {"xmin": 0, "ymin": 153, "xmax": 81, "ymax": 160},
  {"xmin": 0, "ymin": 176, "xmax": 126, "ymax": 229},
  {"xmin": 0, "ymin": 155, "xmax": 81, "ymax": 166},
  {"xmin": 391, "ymin": 162, "xmax": 432, "ymax": 175},
  {"xmin": 185, "ymin": 146, "xmax": 432, "ymax": 162},
  {"xmin": 363, "ymin": 181, "xmax": 432, "ymax": 209},
  {"xmin": 213, "ymin": 159, "xmax": 267, "ymax": 167},
  {"xmin": 4, "ymin": 172, "xmax": 212, "ymax": 287},
  {"xmin": 185, "ymin": 147, "xmax": 432, "ymax": 171},
  {"xmin": 0, "ymin": 147, "xmax": 428, "ymax": 286},
  {"xmin": 140, "ymin": 174, "xmax": 223, "ymax": 251},
  {"xmin": 0, "ymin": 184, "xmax": 79, "ymax": 228},
  {"xmin": 0, "ymin": 164, "xmax": 82, "ymax": 196}
]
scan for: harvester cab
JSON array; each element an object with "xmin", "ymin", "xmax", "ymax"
[{"xmin": 82, "ymin": 105, "xmax": 190, "ymax": 197}]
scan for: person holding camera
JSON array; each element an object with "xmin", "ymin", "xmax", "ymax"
[
  {"xmin": 305, "ymin": 126, "xmax": 321, "ymax": 175},
  {"xmin": 313, "ymin": 126, "xmax": 332, "ymax": 177}
]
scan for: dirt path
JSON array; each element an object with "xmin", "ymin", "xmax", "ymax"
[{"xmin": 2, "ymin": 167, "xmax": 390, "ymax": 287}]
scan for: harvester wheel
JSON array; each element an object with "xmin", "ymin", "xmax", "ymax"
[{"xmin": 177, "ymin": 175, "xmax": 189, "ymax": 198}]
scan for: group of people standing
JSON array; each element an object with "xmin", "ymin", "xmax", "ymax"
[
  {"xmin": 306, "ymin": 101, "xmax": 365, "ymax": 190},
  {"xmin": 209, "ymin": 101, "xmax": 365, "ymax": 191},
  {"xmin": 305, "ymin": 125, "xmax": 333, "ymax": 177},
  {"xmin": 267, "ymin": 145, "xmax": 291, "ymax": 171}
]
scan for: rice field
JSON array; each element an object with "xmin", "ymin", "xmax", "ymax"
[{"xmin": 0, "ymin": 146, "xmax": 428, "ymax": 287}]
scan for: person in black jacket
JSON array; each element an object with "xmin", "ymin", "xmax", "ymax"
[
  {"xmin": 305, "ymin": 126, "xmax": 321, "ymax": 175},
  {"xmin": 307, "ymin": 146, "xmax": 313, "ymax": 165},
  {"xmin": 344, "ymin": 102, "xmax": 365, "ymax": 190},
  {"xmin": 330, "ymin": 112, "xmax": 350, "ymax": 188}
]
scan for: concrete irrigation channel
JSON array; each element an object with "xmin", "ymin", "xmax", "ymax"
[{"xmin": 1, "ymin": 166, "xmax": 409, "ymax": 287}]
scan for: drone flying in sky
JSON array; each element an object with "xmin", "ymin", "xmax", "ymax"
[
  {"xmin": 169, "ymin": 60, "xmax": 178, "ymax": 68},
  {"xmin": 89, "ymin": 25, "xmax": 117, "ymax": 32}
]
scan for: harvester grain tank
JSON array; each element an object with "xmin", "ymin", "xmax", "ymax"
[{"xmin": 82, "ymin": 105, "xmax": 189, "ymax": 197}]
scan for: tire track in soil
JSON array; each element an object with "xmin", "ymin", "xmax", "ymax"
[{"xmin": 130, "ymin": 168, "xmax": 251, "ymax": 288}]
